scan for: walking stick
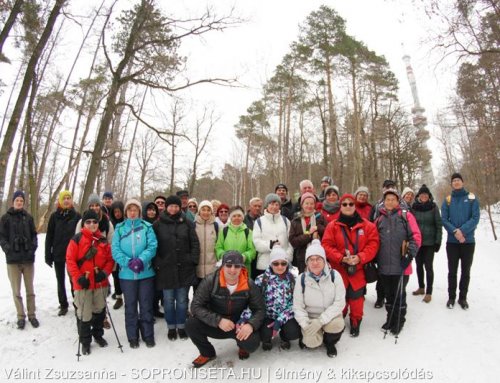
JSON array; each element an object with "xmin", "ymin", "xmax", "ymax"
[
  {"xmin": 394, "ymin": 273, "xmax": 405, "ymax": 344},
  {"xmin": 76, "ymin": 271, "xmax": 89, "ymax": 362},
  {"xmin": 98, "ymin": 273, "xmax": 124, "ymax": 353},
  {"xmin": 383, "ymin": 274, "xmax": 404, "ymax": 340}
]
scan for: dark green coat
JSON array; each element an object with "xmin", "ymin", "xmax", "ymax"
[{"xmin": 411, "ymin": 201, "xmax": 442, "ymax": 247}]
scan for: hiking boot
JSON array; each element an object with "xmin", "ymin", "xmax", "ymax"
[
  {"xmin": 167, "ymin": 329, "xmax": 177, "ymax": 340},
  {"xmin": 374, "ymin": 298, "xmax": 384, "ymax": 308},
  {"xmin": 238, "ymin": 348, "xmax": 250, "ymax": 360},
  {"xmin": 58, "ymin": 306, "xmax": 68, "ymax": 316},
  {"xmin": 192, "ymin": 355, "xmax": 216, "ymax": 368},
  {"xmin": 129, "ymin": 339, "xmax": 139, "ymax": 349},
  {"xmin": 113, "ymin": 298, "xmax": 123, "ymax": 310},
  {"xmin": 280, "ymin": 340, "xmax": 290, "ymax": 350},
  {"xmin": 381, "ymin": 321, "xmax": 391, "ymax": 331},
  {"xmin": 326, "ymin": 343, "xmax": 337, "ymax": 358},
  {"xmin": 350, "ymin": 319, "xmax": 361, "ymax": 337},
  {"xmin": 262, "ymin": 341, "xmax": 272, "ymax": 351},
  {"xmin": 178, "ymin": 329, "xmax": 188, "ymax": 340},
  {"xmin": 29, "ymin": 318, "xmax": 40, "ymax": 328},
  {"xmin": 94, "ymin": 336, "xmax": 108, "ymax": 347},
  {"xmin": 423, "ymin": 294, "xmax": 432, "ymax": 303},
  {"xmin": 111, "ymin": 293, "xmax": 117, "ymax": 300},
  {"xmin": 458, "ymin": 299, "xmax": 469, "ymax": 310},
  {"xmin": 391, "ymin": 322, "xmax": 404, "ymax": 335},
  {"xmin": 17, "ymin": 319, "xmax": 26, "ymax": 330},
  {"xmin": 103, "ymin": 317, "xmax": 111, "ymax": 329},
  {"xmin": 145, "ymin": 338, "xmax": 155, "ymax": 348},
  {"xmin": 412, "ymin": 288, "xmax": 425, "ymax": 296},
  {"xmin": 82, "ymin": 344, "xmax": 91, "ymax": 355},
  {"xmin": 446, "ymin": 299, "xmax": 455, "ymax": 309}
]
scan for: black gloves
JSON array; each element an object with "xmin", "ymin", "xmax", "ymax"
[
  {"xmin": 95, "ymin": 270, "xmax": 107, "ymax": 283},
  {"xmin": 77, "ymin": 275, "xmax": 90, "ymax": 289},
  {"xmin": 401, "ymin": 254, "xmax": 413, "ymax": 270},
  {"xmin": 434, "ymin": 243, "xmax": 441, "ymax": 253}
]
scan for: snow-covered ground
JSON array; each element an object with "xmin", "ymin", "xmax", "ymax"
[{"xmin": 1, "ymin": 211, "xmax": 499, "ymax": 383}]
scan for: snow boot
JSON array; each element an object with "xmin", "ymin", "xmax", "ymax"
[
  {"xmin": 168, "ymin": 329, "xmax": 177, "ymax": 340},
  {"xmin": 446, "ymin": 299, "xmax": 455, "ymax": 309},
  {"xmin": 91, "ymin": 309, "xmax": 107, "ymax": 346},
  {"xmin": 78, "ymin": 319, "xmax": 92, "ymax": 354},
  {"xmin": 262, "ymin": 341, "xmax": 273, "ymax": 351},
  {"xmin": 374, "ymin": 297, "xmax": 384, "ymax": 308},
  {"xmin": 58, "ymin": 306, "xmax": 68, "ymax": 316},
  {"xmin": 129, "ymin": 339, "xmax": 139, "ymax": 349},
  {"xmin": 178, "ymin": 328, "xmax": 188, "ymax": 340},
  {"xmin": 280, "ymin": 340, "xmax": 291, "ymax": 350},
  {"xmin": 323, "ymin": 331, "xmax": 342, "ymax": 358},
  {"xmin": 458, "ymin": 299, "xmax": 469, "ymax": 310},
  {"xmin": 350, "ymin": 318, "xmax": 361, "ymax": 337},
  {"xmin": 390, "ymin": 305, "xmax": 407, "ymax": 335},
  {"xmin": 238, "ymin": 348, "xmax": 250, "ymax": 360},
  {"xmin": 17, "ymin": 319, "xmax": 26, "ymax": 330}
]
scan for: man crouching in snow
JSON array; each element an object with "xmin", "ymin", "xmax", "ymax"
[
  {"xmin": 66, "ymin": 210, "xmax": 114, "ymax": 356},
  {"xmin": 293, "ymin": 239, "xmax": 346, "ymax": 357},
  {"xmin": 185, "ymin": 251, "xmax": 265, "ymax": 368}
]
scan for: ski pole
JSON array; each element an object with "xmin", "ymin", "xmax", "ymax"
[
  {"xmin": 383, "ymin": 274, "xmax": 403, "ymax": 339},
  {"xmin": 99, "ymin": 278, "xmax": 123, "ymax": 353},
  {"xmin": 394, "ymin": 273, "xmax": 404, "ymax": 344},
  {"xmin": 76, "ymin": 271, "xmax": 89, "ymax": 361}
]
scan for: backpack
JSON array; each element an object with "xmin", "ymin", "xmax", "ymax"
[
  {"xmin": 300, "ymin": 270, "xmax": 335, "ymax": 294},
  {"xmin": 255, "ymin": 215, "xmax": 289, "ymax": 232},
  {"xmin": 222, "ymin": 226, "xmax": 249, "ymax": 240},
  {"xmin": 446, "ymin": 193, "xmax": 475, "ymax": 205}
]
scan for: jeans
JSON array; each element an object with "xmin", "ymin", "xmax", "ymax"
[
  {"xmin": 163, "ymin": 288, "xmax": 188, "ymax": 329},
  {"xmin": 120, "ymin": 277, "xmax": 154, "ymax": 342}
]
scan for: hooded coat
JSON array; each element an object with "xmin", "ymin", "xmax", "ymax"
[
  {"xmin": 45, "ymin": 207, "xmax": 81, "ymax": 263},
  {"xmin": 0, "ymin": 208, "xmax": 38, "ymax": 264}
]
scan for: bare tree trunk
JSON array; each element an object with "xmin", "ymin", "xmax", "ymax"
[
  {"xmin": 3, "ymin": 122, "xmax": 26, "ymax": 214},
  {"xmin": 0, "ymin": 0, "xmax": 24, "ymax": 63},
  {"xmin": 325, "ymin": 56, "xmax": 338, "ymax": 181},
  {"xmin": 0, "ymin": 62, "xmax": 24, "ymax": 138},
  {"xmin": 0, "ymin": 0, "xmax": 65, "ymax": 212},
  {"xmin": 486, "ymin": 203, "xmax": 498, "ymax": 241},
  {"xmin": 25, "ymin": 76, "xmax": 39, "ymax": 220}
]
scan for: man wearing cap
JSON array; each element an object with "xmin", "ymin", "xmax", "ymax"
[
  {"xmin": 185, "ymin": 251, "xmax": 265, "ymax": 368},
  {"xmin": 318, "ymin": 176, "xmax": 333, "ymax": 202},
  {"xmin": 176, "ymin": 190, "xmax": 190, "ymax": 214},
  {"xmin": 441, "ymin": 173, "xmax": 480, "ymax": 310},
  {"xmin": 154, "ymin": 195, "xmax": 167, "ymax": 214},
  {"xmin": 102, "ymin": 191, "xmax": 114, "ymax": 218},
  {"xmin": 275, "ymin": 184, "xmax": 293, "ymax": 221},
  {"xmin": 0, "ymin": 191, "xmax": 39, "ymax": 330},
  {"xmin": 45, "ymin": 190, "xmax": 81, "ymax": 316}
]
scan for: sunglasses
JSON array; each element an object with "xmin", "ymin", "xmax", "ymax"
[
  {"xmin": 155, "ymin": 201, "xmax": 165, "ymax": 205},
  {"xmin": 342, "ymin": 202, "xmax": 355, "ymax": 207},
  {"xmin": 84, "ymin": 220, "xmax": 98, "ymax": 225},
  {"xmin": 188, "ymin": 205, "xmax": 197, "ymax": 208},
  {"xmin": 224, "ymin": 264, "xmax": 242, "ymax": 269},
  {"xmin": 271, "ymin": 261, "xmax": 288, "ymax": 267},
  {"xmin": 219, "ymin": 210, "xmax": 229, "ymax": 214}
]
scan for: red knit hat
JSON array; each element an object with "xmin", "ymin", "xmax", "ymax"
[
  {"xmin": 300, "ymin": 192, "xmax": 316, "ymax": 206},
  {"xmin": 339, "ymin": 193, "xmax": 356, "ymax": 203}
]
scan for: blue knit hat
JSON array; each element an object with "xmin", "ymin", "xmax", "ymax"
[{"xmin": 12, "ymin": 190, "xmax": 25, "ymax": 202}]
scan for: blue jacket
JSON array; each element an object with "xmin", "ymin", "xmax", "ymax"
[
  {"xmin": 112, "ymin": 218, "xmax": 158, "ymax": 280},
  {"xmin": 441, "ymin": 188, "xmax": 480, "ymax": 244}
]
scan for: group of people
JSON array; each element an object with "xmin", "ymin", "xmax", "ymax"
[{"xmin": 0, "ymin": 172, "xmax": 480, "ymax": 365}]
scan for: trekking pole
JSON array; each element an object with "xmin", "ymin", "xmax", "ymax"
[
  {"xmin": 394, "ymin": 273, "xmax": 404, "ymax": 344},
  {"xmin": 383, "ymin": 274, "xmax": 403, "ymax": 340},
  {"xmin": 99, "ymin": 279, "xmax": 124, "ymax": 353}
]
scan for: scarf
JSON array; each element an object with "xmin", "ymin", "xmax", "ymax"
[
  {"xmin": 322, "ymin": 200, "xmax": 340, "ymax": 214},
  {"xmin": 301, "ymin": 211, "xmax": 317, "ymax": 234},
  {"xmin": 412, "ymin": 200, "xmax": 435, "ymax": 212}
]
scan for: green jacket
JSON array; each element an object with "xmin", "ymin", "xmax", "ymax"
[
  {"xmin": 215, "ymin": 223, "xmax": 256, "ymax": 270},
  {"xmin": 412, "ymin": 202, "xmax": 443, "ymax": 247}
]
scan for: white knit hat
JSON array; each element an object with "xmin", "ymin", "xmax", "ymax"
[
  {"xmin": 124, "ymin": 199, "xmax": 142, "ymax": 216},
  {"xmin": 354, "ymin": 186, "xmax": 370, "ymax": 198},
  {"xmin": 198, "ymin": 200, "xmax": 213, "ymax": 213},
  {"xmin": 402, "ymin": 187, "xmax": 414, "ymax": 198},
  {"xmin": 305, "ymin": 239, "xmax": 326, "ymax": 262},
  {"xmin": 269, "ymin": 245, "xmax": 288, "ymax": 264}
]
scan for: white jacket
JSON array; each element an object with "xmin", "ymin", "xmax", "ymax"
[
  {"xmin": 293, "ymin": 265, "xmax": 346, "ymax": 328},
  {"xmin": 252, "ymin": 210, "xmax": 293, "ymax": 270}
]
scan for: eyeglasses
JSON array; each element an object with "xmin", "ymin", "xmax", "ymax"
[
  {"xmin": 271, "ymin": 261, "xmax": 288, "ymax": 267},
  {"xmin": 84, "ymin": 220, "xmax": 98, "ymax": 225},
  {"xmin": 224, "ymin": 264, "xmax": 242, "ymax": 269},
  {"xmin": 342, "ymin": 202, "xmax": 355, "ymax": 207}
]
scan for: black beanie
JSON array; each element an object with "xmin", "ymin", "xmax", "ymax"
[
  {"xmin": 416, "ymin": 184, "xmax": 433, "ymax": 199},
  {"xmin": 451, "ymin": 172, "xmax": 463, "ymax": 182},
  {"xmin": 12, "ymin": 190, "xmax": 25, "ymax": 202},
  {"xmin": 82, "ymin": 210, "xmax": 99, "ymax": 222},
  {"xmin": 165, "ymin": 195, "xmax": 182, "ymax": 208}
]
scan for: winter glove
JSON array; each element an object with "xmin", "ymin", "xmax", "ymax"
[
  {"xmin": 128, "ymin": 258, "xmax": 144, "ymax": 273},
  {"xmin": 267, "ymin": 321, "xmax": 281, "ymax": 338},
  {"xmin": 400, "ymin": 254, "xmax": 413, "ymax": 270},
  {"xmin": 45, "ymin": 258, "xmax": 53, "ymax": 268},
  {"xmin": 434, "ymin": 243, "xmax": 441, "ymax": 253},
  {"xmin": 304, "ymin": 319, "xmax": 322, "ymax": 337},
  {"xmin": 77, "ymin": 275, "xmax": 90, "ymax": 289},
  {"xmin": 94, "ymin": 270, "xmax": 107, "ymax": 283}
]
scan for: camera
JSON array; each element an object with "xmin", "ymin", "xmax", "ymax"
[{"xmin": 346, "ymin": 264, "xmax": 357, "ymax": 276}]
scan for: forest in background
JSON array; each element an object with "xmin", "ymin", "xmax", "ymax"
[{"xmin": 0, "ymin": 0, "xmax": 498, "ymax": 238}]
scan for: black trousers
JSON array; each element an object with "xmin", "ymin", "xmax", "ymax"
[
  {"xmin": 375, "ymin": 279, "xmax": 385, "ymax": 301},
  {"xmin": 380, "ymin": 274, "xmax": 409, "ymax": 328},
  {"xmin": 415, "ymin": 246, "xmax": 435, "ymax": 295},
  {"xmin": 447, "ymin": 243, "xmax": 475, "ymax": 301},
  {"xmin": 112, "ymin": 267, "xmax": 122, "ymax": 296},
  {"xmin": 185, "ymin": 317, "xmax": 260, "ymax": 358},
  {"xmin": 54, "ymin": 261, "xmax": 71, "ymax": 309},
  {"xmin": 260, "ymin": 317, "xmax": 301, "ymax": 343}
]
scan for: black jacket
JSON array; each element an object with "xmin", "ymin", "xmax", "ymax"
[
  {"xmin": 281, "ymin": 199, "xmax": 294, "ymax": 221},
  {"xmin": 152, "ymin": 211, "xmax": 200, "ymax": 289},
  {"xmin": 0, "ymin": 208, "xmax": 38, "ymax": 264},
  {"xmin": 109, "ymin": 201, "xmax": 124, "ymax": 227},
  {"xmin": 191, "ymin": 268, "xmax": 265, "ymax": 330},
  {"xmin": 45, "ymin": 207, "xmax": 81, "ymax": 263}
]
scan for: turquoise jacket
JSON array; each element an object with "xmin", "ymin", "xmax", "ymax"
[{"xmin": 112, "ymin": 218, "xmax": 158, "ymax": 280}]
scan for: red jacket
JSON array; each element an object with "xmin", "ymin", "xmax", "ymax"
[
  {"xmin": 322, "ymin": 218, "xmax": 379, "ymax": 291},
  {"xmin": 66, "ymin": 228, "xmax": 114, "ymax": 291},
  {"xmin": 355, "ymin": 202, "xmax": 373, "ymax": 221}
]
